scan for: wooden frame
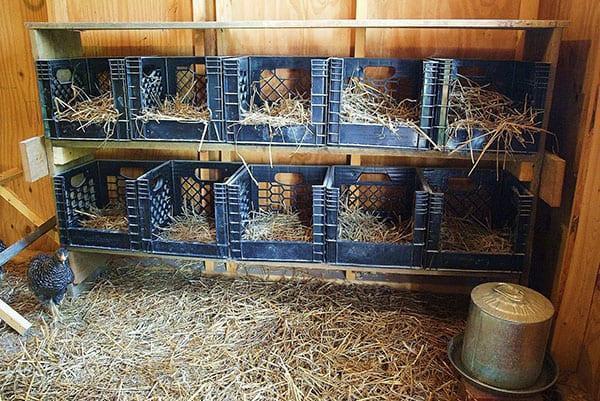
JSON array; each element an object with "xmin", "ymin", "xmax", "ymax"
[{"xmin": 27, "ymin": 19, "xmax": 565, "ymax": 289}]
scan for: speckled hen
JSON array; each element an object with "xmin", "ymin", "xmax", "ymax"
[{"xmin": 27, "ymin": 248, "xmax": 74, "ymax": 317}]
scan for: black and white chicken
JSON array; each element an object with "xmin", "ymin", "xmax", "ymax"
[
  {"xmin": 0, "ymin": 239, "xmax": 6, "ymax": 281},
  {"xmin": 27, "ymin": 248, "xmax": 74, "ymax": 318}
]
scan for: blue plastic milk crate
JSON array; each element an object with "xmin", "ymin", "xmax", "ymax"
[
  {"xmin": 36, "ymin": 58, "xmax": 129, "ymax": 140},
  {"xmin": 126, "ymin": 56, "xmax": 224, "ymax": 142},
  {"xmin": 53, "ymin": 160, "xmax": 160, "ymax": 251},
  {"xmin": 223, "ymin": 56, "xmax": 328, "ymax": 146},
  {"xmin": 226, "ymin": 164, "xmax": 329, "ymax": 263},
  {"xmin": 426, "ymin": 58, "xmax": 550, "ymax": 153},
  {"xmin": 327, "ymin": 58, "xmax": 435, "ymax": 149},
  {"xmin": 136, "ymin": 160, "xmax": 241, "ymax": 258},
  {"xmin": 325, "ymin": 166, "xmax": 428, "ymax": 268},
  {"xmin": 422, "ymin": 168, "xmax": 534, "ymax": 272}
]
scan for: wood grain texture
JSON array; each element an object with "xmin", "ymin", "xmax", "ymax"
[
  {"xmin": 54, "ymin": 0, "xmax": 195, "ymax": 56},
  {"xmin": 364, "ymin": 0, "xmax": 523, "ymax": 59},
  {"xmin": 539, "ymin": 152, "xmax": 566, "ymax": 207},
  {"xmin": 538, "ymin": 0, "xmax": 600, "ymax": 391},
  {"xmin": 0, "ymin": 0, "xmax": 55, "ymax": 251},
  {"xmin": 215, "ymin": 0, "xmax": 354, "ymax": 56}
]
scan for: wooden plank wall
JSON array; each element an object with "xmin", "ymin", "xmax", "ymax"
[
  {"xmin": 536, "ymin": 0, "xmax": 600, "ymax": 397},
  {"xmin": 0, "ymin": 1, "xmax": 54, "ymax": 250}
]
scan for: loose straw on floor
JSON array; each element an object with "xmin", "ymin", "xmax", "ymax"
[
  {"xmin": 0, "ymin": 259, "xmax": 467, "ymax": 401},
  {"xmin": 54, "ymin": 85, "xmax": 120, "ymax": 139}
]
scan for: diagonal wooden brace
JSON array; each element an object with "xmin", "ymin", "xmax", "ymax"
[{"xmin": 0, "ymin": 177, "xmax": 59, "ymax": 246}]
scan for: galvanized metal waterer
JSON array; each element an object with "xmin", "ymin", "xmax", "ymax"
[{"xmin": 461, "ymin": 282, "xmax": 555, "ymax": 390}]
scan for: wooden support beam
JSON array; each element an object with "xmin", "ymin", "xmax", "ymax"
[
  {"xmin": 354, "ymin": 0, "xmax": 367, "ymax": 57},
  {"xmin": 507, "ymin": 161, "xmax": 534, "ymax": 182},
  {"xmin": 19, "ymin": 137, "xmax": 49, "ymax": 183},
  {"xmin": 52, "ymin": 147, "xmax": 94, "ymax": 166},
  {"xmin": 0, "ymin": 216, "xmax": 56, "ymax": 266},
  {"xmin": 0, "ymin": 168, "xmax": 23, "ymax": 185},
  {"xmin": 0, "ymin": 299, "xmax": 32, "ymax": 336},
  {"xmin": 0, "ymin": 186, "xmax": 59, "ymax": 245},
  {"xmin": 540, "ymin": 153, "xmax": 566, "ymax": 207}
]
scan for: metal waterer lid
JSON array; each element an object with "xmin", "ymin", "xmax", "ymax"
[{"xmin": 471, "ymin": 282, "xmax": 554, "ymax": 324}]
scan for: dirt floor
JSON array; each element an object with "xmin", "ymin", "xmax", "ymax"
[{"xmin": 0, "ymin": 255, "xmax": 592, "ymax": 401}]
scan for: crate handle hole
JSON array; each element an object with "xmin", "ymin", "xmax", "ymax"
[
  {"xmin": 195, "ymin": 168, "xmax": 222, "ymax": 181},
  {"xmin": 364, "ymin": 66, "xmax": 396, "ymax": 79},
  {"xmin": 357, "ymin": 173, "xmax": 391, "ymax": 183},
  {"xmin": 120, "ymin": 167, "xmax": 145, "ymax": 179},
  {"xmin": 448, "ymin": 177, "xmax": 475, "ymax": 192},
  {"xmin": 55, "ymin": 69, "xmax": 72, "ymax": 84},
  {"xmin": 70, "ymin": 173, "xmax": 86, "ymax": 188},
  {"xmin": 274, "ymin": 172, "xmax": 304, "ymax": 186}
]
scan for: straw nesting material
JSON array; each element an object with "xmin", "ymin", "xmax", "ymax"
[
  {"xmin": 240, "ymin": 94, "xmax": 312, "ymax": 130},
  {"xmin": 338, "ymin": 201, "xmax": 413, "ymax": 244},
  {"xmin": 54, "ymin": 85, "xmax": 120, "ymax": 138},
  {"xmin": 158, "ymin": 209, "xmax": 216, "ymax": 243},
  {"xmin": 441, "ymin": 213, "xmax": 512, "ymax": 253},
  {"xmin": 243, "ymin": 209, "xmax": 312, "ymax": 242},
  {"xmin": 446, "ymin": 75, "xmax": 548, "ymax": 173},
  {"xmin": 0, "ymin": 258, "xmax": 467, "ymax": 401},
  {"xmin": 138, "ymin": 71, "xmax": 210, "ymax": 123},
  {"xmin": 74, "ymin": 201, "xmax": 128, "ymax": 231},
  {"xmin": 340, "ymin": 78, "xmax": 439, "ymax": 149},
  {"xmin": 341, "ymin": 78, "xmax": 419, "ymax": 126}
]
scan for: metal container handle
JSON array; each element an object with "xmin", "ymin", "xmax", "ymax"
[{"xmin": 493, "ymin": 283, "xmax": 525, "ymax": 303}]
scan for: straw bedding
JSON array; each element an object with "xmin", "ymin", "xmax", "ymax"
[
  {"xmin": 0, "ymin": 258, "xmax": 468, "ymax": 401},
  {"xmin": 338, "ymin": 202, "xmax": 413, "ymax": 244},
  {"xmin": 441, "ymin": 213, "xmax": 512, "ymax": 253},
  {"xmin": 446, "ymin": 75, "xmax": 549, "ymax": 173},
  {"xmin": 242, "ymin": 209, "xmax": 312, "ymax": 242},
  {"xmin": 54, "ymin": 86, "xmax": 120, "ymax": 138},
  {"xmin": 75, "ymin": 201, "xmax": 128, "ymax": 232}
]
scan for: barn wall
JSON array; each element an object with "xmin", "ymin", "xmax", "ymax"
[{"xmin": 3, "ymin": 0, "xmax": 600, "ymax": 396}]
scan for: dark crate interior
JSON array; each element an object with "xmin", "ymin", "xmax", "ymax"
[
  {"xmin": 126, "ymin": 56, "xmax": 223, "ymax": 142},
  {"xmin": 226, "ymin": 165, "xmax": 328, "ymax": 262},
  {"xmin": 223, "ymin": 56, "xmax": 328, "ymax": 145},
  {"xmin": 36, "ymin": 58, "xmax": 128, "ymax": 140},
  {"xmin": 422, "ymin": 168, "xmax": 534, "ymax": 271},
  {"xmin": 53, "ymin": 160, "xmax": 158, "ymax": 250},
  {"xmin": 137, "ymin": 161, "xmax": 240, "ymax": 257},
  {"xmin": 327, "ymin": 58, "xmax": 432, "ymax": 149},
  {"xmin": 429, "ymin": 58, "xmax": 550, "ymax": 153},
  {"xmin": 325, "ymin": 166, "xmax": 427, "ymax": 267}
]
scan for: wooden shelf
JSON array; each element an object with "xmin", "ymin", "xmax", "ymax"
[
  {"xmin": 26, "ymin": 19, "xmax": 568, "ymax": 31},
  {"xmin": 67, "ymin": 246, "xmax": 521, "ymax": 280},
  {"xmin": 50, "ymin": 139, "xmax": 537, "ymax": 163},
  {"xmin": 28, "ymin": 18, "xmax": 565, "ymax": 287}
]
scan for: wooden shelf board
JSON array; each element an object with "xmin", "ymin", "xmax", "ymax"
[
  {"xmin": 66, "ymin": 246, "xmax": 521, "ymax": 280},
  {"xmin": 50, "ymin": 140, "xmax": 537, "ymax": 163},
  {"xmin": 26, "ymin": 19, "xmax": 568, "ymax": 31}
]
